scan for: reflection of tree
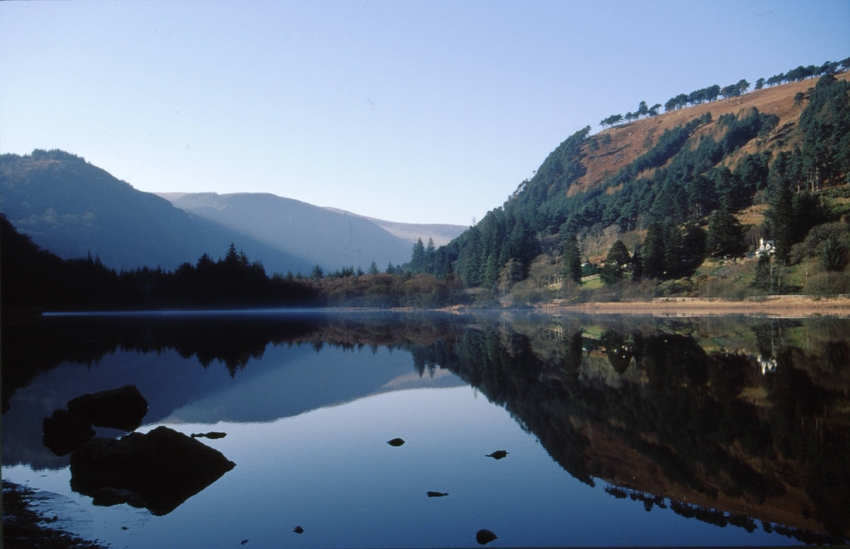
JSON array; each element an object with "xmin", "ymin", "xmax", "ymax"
[
  {"xmin": 5, "ymin": 312, "xmax": 850, "ymax": 540},
  {"xmin": 412, "ymin": 319, "xmax": 850, "ymax": 540},
  {"xmin": 2, "ymin": 312, "xmax": 468, "ymax": 411}
]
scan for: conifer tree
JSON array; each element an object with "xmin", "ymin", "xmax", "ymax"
[
  {"xmin": 424, "ymin": 238, "xmax": 436, "ymax": 274},
  {"xmin": 706, "ymin": 200, "xmax": 744, "ymax": 257},
  {"xmin": 410, "ymin": 238, "xmax": 426, "ymax": 273},
  {"xmin": 600, "ymin": 241, "xmax": 631, "ymax": 286},
  {"xmin": 562, "ymin": 234, "xmax": 582, "ymax": 284},
  {"xmin": 821, "ymin": 235, "xmax": 847, "ymax": 271},
  {"xmin": 753, "ymin": 255, "xmax": 772, "ymax": 290},
  {"xmin": 642, "ymin": 222, "xmax": 667, "ymax": 279}
]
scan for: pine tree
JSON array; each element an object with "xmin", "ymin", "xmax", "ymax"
[
  {"xmin": 821, "ymin": 235, "xmax": 848, "ymax": 271},
  {"xmin": 600, "ymin": 240, "xmax": 630, "ymax": 286},
  {"xmin": 562, "ymin": 234, "xmax": 582, "ymax": 284},
  {"xmin": 631, "ymin": 247, "xmax": 643, "ymax": 282},
  {"xmin": 410, "ymin": 238, "xmax": 426, "ymax": 273},
  {"xmin": 706, "ymin": 200, "xmax": 744, "ymax": 257},
  {"xmin": 483, "ymin": 253, "xmax": 500, "ymax": 288},
  {"xmin": 767, "ymin": 186, "xmax": 794, "ymax": 265},
  {"xmin": 680, "ymin": 222, "xmax": 707, "ymax": 273},
  {"xmin": 424, "ymin": 238, "xmax": 437, "ymax": 274},
  {"xmin": 643, "ymin": 222, "xmax": 666, "ymax": 279}
]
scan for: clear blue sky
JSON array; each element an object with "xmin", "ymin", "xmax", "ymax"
[{"xmin": 1, "ymin": 1, "xmax": 848, "ymax": 225}]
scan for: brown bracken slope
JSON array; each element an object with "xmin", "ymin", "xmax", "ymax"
[{"xmin": 572, "ymin": 72, "xmax": 850, "ymax": 199}]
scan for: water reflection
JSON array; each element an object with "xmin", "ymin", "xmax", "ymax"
[
  {"xmin": 407, "ymin": 314, "xmax": 850, "ymax": 543},
  {"xmin": 3, "ymin": 311, "xmax": 849, "ymax": 544}
]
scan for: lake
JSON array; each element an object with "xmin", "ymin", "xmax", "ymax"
[{"xmin": 3, "ymin": 310, "xmax": 849, "ymax": 547}]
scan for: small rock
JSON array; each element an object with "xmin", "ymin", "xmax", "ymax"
[
  {"xmin": 43, "ymin": 409, "xmax": 96, "ymax": 456},
  {"xmin": 92, "ymin": 487, "xmax": 145, "ymax": 508},
  {"xmin": 485, "ymin": 450, "xmax": 508, "ymax": 460},
  {"xmin": 191, "ymin": 432, "xmax": 227, "ymax": 439},
  {"xmin": 476, "ymin": 529, "xmax": 498, "ymax": 545},
  {"xmin": 70, "ymin": 426, "xmax": 235, "ymax": 516},
  {"xmin": 427, "ymin": 491, "xmax": 449, "ymax": 497},
  {"xmin": 387, "ymin": 438, "xmax": 405, "ymax": 447},
  {"xmin": 67, "ymin": 385, "xmax": 148, "ymax": 431},
  {"xmin": 293, "ymin": 526, "xmax": 304, "ymax": 534}
]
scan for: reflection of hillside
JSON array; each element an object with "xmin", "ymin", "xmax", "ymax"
[
  {"xmin": 2, "ymin": 312, "xmax": 473, "ymax": 471},
  {"xmin": 416, "ymin": 317, "xmax": 850, "ymax": 541},
  {"xmin": 2, "ymin": 312, "xmax": 470, "ymax": 413},
  {"xmin": 5, "ymin": 312, "xmax": 849, "ymax": 540}
]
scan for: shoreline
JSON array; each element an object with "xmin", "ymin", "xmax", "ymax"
[
  {"xmin": 536, "ymin": 295, "xmax": 850, "ymax": 317},
  {"xmin": 6, "ymin": 296, "xmax": 850, "ymax": 321}
]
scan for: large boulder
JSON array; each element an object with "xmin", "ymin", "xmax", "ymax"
[
  {"xmin": 42, "ymin": 410, "xmax": 95, "ymax": 456},
  {"xmin": 67, "ymin": 385, "xmax": 148, "ymax": 431},
  {"xmin": 70, "ymin": 426, "xmax": 235, "ymax": 515}
]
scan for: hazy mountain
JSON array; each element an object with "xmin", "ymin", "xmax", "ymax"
[
  {"xmin": 159, "ymin": 192, "xmax": 415, "ymax": 271},
  {"xmin": 0, "ymin": 150, "xmax": 313, "ymax": 274},
  {"xmin": 324, "ymin": 207, "xmax": 467, "ymax": 246}
]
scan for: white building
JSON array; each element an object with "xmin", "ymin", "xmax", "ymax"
[{"xmin": 756, "ymin": 238, "xmax": 775, "ymax": 257}]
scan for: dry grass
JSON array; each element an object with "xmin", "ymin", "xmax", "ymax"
[{"xmin": 575, "ymin": 73, "xmax": 850, "ymax": 199}]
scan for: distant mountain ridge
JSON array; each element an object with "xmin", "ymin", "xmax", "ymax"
[
  {"xmin": 158, "ymin": 192, "xmax": 415, "ymax": 271},
  {"xmin": 0, "ymin": 150, "xmax": 446, "ymax": 274},
  {"xmin": 0, "ymin": 150, "xmax": 314, "ymax": 274},
  {"xmin": 323, "ymin": 207, "xmax": 466, "ymax": 246}
]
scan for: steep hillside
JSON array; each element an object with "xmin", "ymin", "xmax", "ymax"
[
  {"xmin": 160, "ymin": 192, "xmax": 415, "ymax": 272},
  {"xmin": 439, "ymin": 67, "xmax": 850, "ymax": 295},
  {"xmin": 573, "ymin": 76, "xmax": 837, "ymax": 198},
  {"xmin": 0, "ymin": 151, "xmax": 313, "ymax": 274}
]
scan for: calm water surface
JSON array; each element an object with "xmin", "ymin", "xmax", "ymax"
[{"xmin": 3, "ymin": 311, "xmax": 849, "ymax": 547}]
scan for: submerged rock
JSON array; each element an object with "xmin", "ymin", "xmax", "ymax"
[
  {"xmin": 476, "ymin": 529, "xmax": 498, "ymax": 545},
  {"xmin": 91, "ymin": 487, "xmax": 145, "ymax": 508},
  {"xmin": 427, "ymin": 491, "xmax": 449, "ymax": 497},
  {"xmin": 191, "ymin": 432, "xmax": 227, "ymax": 439},
  {"xmin": 387, "ymin": 438, "xmax": 405, "ymax": 447},
  {"xmin": 67, "ymin": 385, "xmax": 148, "ymax": 432},
  {"xmin": 70, "ymin": 426, "xmax": 235, "ymax": 515},
  {"xmin": 485, "ymin": 450, "xmax": 508, "ymax": 460},
  {"xmin": 43, "ymin": 409, "xmax": 95, "ymax": 456}
]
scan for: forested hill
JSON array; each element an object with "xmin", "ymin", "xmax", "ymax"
[{"xmin": 431, "ymin": 60, "xmax": 850, "ymax": 292}]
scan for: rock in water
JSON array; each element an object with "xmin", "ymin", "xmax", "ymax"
[
  {"xmin": 387, "ymin": 438, "xmax": 405, "ymax": 447},
  {"xmin": 476, "ymin": 529, "xmax": 498, "ymax": 545},
  {"xmin": 427, "ymin": 491, "xmax": 449, "ymax": 497},
  {"xmin": 43, "ymin": 410, "xmax": 95, "ymax": 456},
  {"xmin": 91, "ymin": 487, "xmax": 145, "ymax": 508},
  {"xmin": 67, "ymin": 385, "xmax": 148, "ymax": 432},
  {"xmin": 293, "ymin": 526, "xmax": 304, "ymax": 534},
  {"xmin": 485, "ymin": 450, "xmax": 508, "ymax": 460},
  {"xmin": 70, "ymin": 426, "xmax": 235, "ymax": 515},
  {"xmin": 190, "ymin": 432, "xmax": 227, "ymax": 439}
]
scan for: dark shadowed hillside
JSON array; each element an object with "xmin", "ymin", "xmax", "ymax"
[{"xmin": 0, "ymin": 151, "xmax": 314, "ymax": 275}]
